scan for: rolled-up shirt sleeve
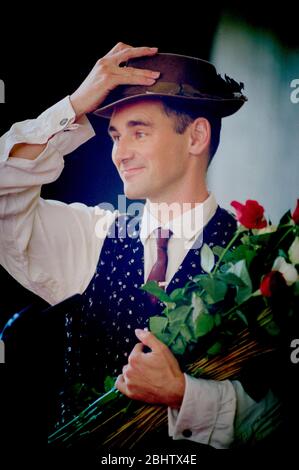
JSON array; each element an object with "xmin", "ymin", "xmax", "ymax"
[{"xmin": 0, "ymin": 97, "xmax": 117, "ymax": 305}]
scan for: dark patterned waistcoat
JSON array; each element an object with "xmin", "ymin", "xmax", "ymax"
[{"xmin": 60, "ymin": 206, "xmax": 236, "ymax": 422}]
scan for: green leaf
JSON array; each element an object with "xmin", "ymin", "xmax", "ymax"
[
  {"xmin": 248, "ymin": 233, "xmax": 273, "ymax": 246},
  {"xmin": 193, "ymin": 273, "xmax": 205, "ymax": 281},
  {"xmin": 226, "ymin": 260, "xmax": 252, "ymax": 304},
  {"xmin": 200, "ymin": 243, "xmax": 215, "ymax": 273},
  {"xmin": 194, "ymin": 313, "xmax": 214, "ymax": 337},
  {"xmin": 236, "ymin": 286, "xmax": 252, "ymax": 305},
  {"xmin": 198, "ymin": 277, "xmax": 228, "ymax": 303},
  {"xmin": 184, "ymin": 294, "xmax": 206, "ymax": 341},
  {"xmin": 171, "ymin": 336, "xmax": 187, "ymax": 355},
  {"xmin": 278, "ymin": 209, "xmax": 291, "ymax": 227},
  {"xmin": 212, "ymin": 246, "xmax": 226, "ymax": 258},
  {"xmin": 180, "ymin": 324, "xmax": 193, "ymax": 343},
  {"xmin": 167, "ymin": 305, "xmax": 192, "ymax": 323},
  {"xmin": 166, "ymin": 306, "xmax": 192, "ymax": 345},
  {"xmin": 222, "ymin": 244, "xmax": 256, "ymax": 267},
  {"xmin": 104, "ymin": 376, "xmax": 116, "ymax": 392},
  {"xmin": 219, "ymin": 272, "xmax": 246, "ymax": 287},
  {"xmin": 212, "ymin": 245, "xmax": 237, "ymax": 263},
  {"xmin": 207, "ymin": 341, "xmax": 222, "ymax": 356},
  {"xmin": 141, "ymin": 281, "xmax": 172, "ymax": 303},
  {"xmin": 191, "ymin": 292, "xmax": 206, "ymax": 320},
  {"xmin": 149, "ymin": 316, "xmax": 168, "ymax": 336},
  {"xmin": 169, "ymin": 288, "xmax": 186, "ymax": 304}
]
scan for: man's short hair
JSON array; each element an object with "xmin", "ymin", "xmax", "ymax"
[{"xmin": 160, "ymin": 98, "xmax": 222, "ymax": 164}]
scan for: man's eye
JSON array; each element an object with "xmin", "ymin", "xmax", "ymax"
[{"xmin": 136, "ymin": 131, "xmax": 146, "ymax": 139}]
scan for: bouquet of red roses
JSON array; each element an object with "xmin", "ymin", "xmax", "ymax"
[{"xmin": 49, "ymin": 199, "xmax": 299, "ymax": 449}]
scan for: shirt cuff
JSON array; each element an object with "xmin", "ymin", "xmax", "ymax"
[
  {"xmin": 0, "ymin": 96, "xmax": 94, "ymax": 162},
  {"xmin": 168, "ymin": 374, "xmax": 236, "ymax": 449}
]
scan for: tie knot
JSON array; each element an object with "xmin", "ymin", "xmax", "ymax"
[{"xmin": 154, "ymin": 227, "xmax": 172, "ymax": 249}]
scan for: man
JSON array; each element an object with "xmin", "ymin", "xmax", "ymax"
[{"xmin": 0, "ymin": 43, "xmax": 275, "ymax": 449}]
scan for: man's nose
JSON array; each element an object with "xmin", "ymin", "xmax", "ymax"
[{"xmin": 113, "ymin": 138, "xmax": 135, "ymax": 166}]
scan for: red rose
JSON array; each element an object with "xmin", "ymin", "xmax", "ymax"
[
  {"xmin": 231, "ymin": 200, "xmax": 267, "ymax": 229},
  {"xmin": 260, "ymin": 271, "xmax": 286, "ymax": 297},
  {"xmin": 292, "ymin": 199, "xmax": 299, "ymax": 225}
]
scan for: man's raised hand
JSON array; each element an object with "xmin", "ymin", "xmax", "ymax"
[{"xmin": 70, "ymin": 43, "xmax": 160, "ymax": 119}]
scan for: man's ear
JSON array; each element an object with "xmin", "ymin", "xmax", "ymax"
[{"xmin": 188, "ymin": 117, "xmax": 211, "ymax": 156}]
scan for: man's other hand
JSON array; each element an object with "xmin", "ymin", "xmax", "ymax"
[{"xmin": 115, "ymin": 329, "xmax": 185, "ymax": 408}]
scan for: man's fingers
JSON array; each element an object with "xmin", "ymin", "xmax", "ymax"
[
  {"xmin": 123, "ymin": 66, "xmax": 160, "ymax": 79},
  {"xmin": 70, "ymin": 43, "xmax": 159, "ymax": 117},
  {"xmin": 97, "ymin": 45, "xmax": 160, "ymax": 89},
  {"xmin": 129, "ymin": 342, "xmax": 144, "ymax": 356},
  {"xmin": 116, "ymin": 76, "xmax": 156, "ymax": 87},
  {"xmin": 106, "ymin": 42, "xmax": 132, "ymax": 56},
  {"xmin": 115, "ymin": 374, "xmax": 126, "ymax": 393},
  {"xmin": 114, "ymin": 46, "xmax": 158, "ymax": 65},
  {"xmin": 113, "ymin": 67, "xmax": 159, "ymax": 87},
  {"xmin": 135, "ymin": 329, "xmax": 166, "ymax": 352}
]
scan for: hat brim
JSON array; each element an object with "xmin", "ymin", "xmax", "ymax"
[{"xmin": 93, "ymin": 92, "xmax": 245, "ymax": 119}]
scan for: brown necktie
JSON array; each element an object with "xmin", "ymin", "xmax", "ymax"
[{"xmin": 147, "ymin": 227, "xmax": 172, "ymax": 305}]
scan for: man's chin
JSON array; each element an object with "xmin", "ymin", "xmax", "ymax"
[{"xmin": 124, "ymin": 186, "xmax": 147, "ymax": 200}]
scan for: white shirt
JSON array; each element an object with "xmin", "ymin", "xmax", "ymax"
[
  {"xmin": 0, "ymin": 96, "xmax": 275, "ymax": 449},
  {"xmin": 140, "ymin": 194, "xmax": 217, "ymax": 283}
]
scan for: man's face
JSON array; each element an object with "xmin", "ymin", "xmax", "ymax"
[{"xmin": 108, "ymin": 99, "xmax": 190, "ymax": 202}]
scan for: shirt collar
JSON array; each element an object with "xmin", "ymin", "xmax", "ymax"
[{"xmin": 139, "ymin": 193, "xmax": 218, "ymax": 245}]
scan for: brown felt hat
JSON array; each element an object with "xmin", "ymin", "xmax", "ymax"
[{"xmin": 94, "ymin": 53, "xmax": 247, "ymax": 119}]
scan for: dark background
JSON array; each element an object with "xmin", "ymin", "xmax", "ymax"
[{"xmin": 0, "ymin": 4, "xmax": 298, "ymax": 463}]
